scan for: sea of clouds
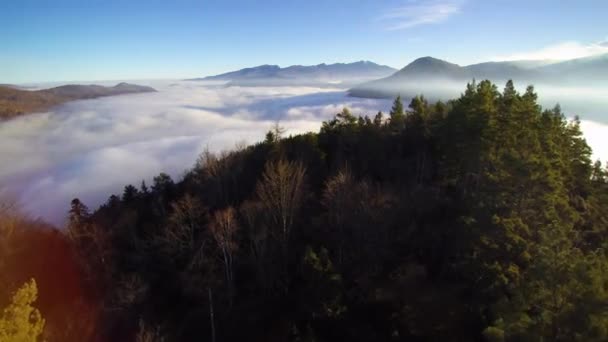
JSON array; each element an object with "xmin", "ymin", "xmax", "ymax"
[
  {"xmin": 0, "ymin": 81, "xmax": 391, "ymax": 225},
  {"xmin": 0, "ymin": 80, "xmax": 606, "ymax": 226}
]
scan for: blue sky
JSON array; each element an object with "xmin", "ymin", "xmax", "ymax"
[{"xmin": 2, "ymin": 0, "xmax": 607, "ymax": 83}]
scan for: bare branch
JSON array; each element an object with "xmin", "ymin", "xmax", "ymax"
[{"xmin": 256, "ymin": 159, "xmax": 306, "ymax": 252}]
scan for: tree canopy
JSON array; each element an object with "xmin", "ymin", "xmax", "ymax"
[{"xmin": 3, "ymin": 80, "xmax": 608, "ymax": 341}]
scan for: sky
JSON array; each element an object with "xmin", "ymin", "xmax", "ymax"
[{"xmin": 2, "ymin": 0, "xmax": 608, "ymax": 84}]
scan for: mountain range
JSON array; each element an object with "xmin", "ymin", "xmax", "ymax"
[
  {"xmin": 190, "ymin": 54, "xmax": 607, "ymax": 99},
  {"xmin": 4, "ymin": 55, "xmax": 604, "ymax": 119},
  {"xmin": 187, "ymin": 61, "xmax": 397, "ymax": 87},
  {"xmin": 0, "ymin": 83, "xmax": 156, "ymax": 119},
  {"xmin": 349, "ymin": 54, "xmax": 608, "ymax": 99}
]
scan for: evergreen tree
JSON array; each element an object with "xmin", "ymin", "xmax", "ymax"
[
  {"xmin": 336, "ymin": 107, "xmax": 357, "ymax": 126},
  {"xmin": 152, "ymin": 173, "xmax": 174, "ymax": 193},
  {"xmin": 373, "ymin": 111, "xmax": 384, "ymax": 126},
  {"xmin": 264, "ymin": 130, "xmax": 276, "ymax": 144},
  {"xmin": 140, "ymin": 181, "xmax": 149, "ymax": 195},
  {"xmin": 389, "ymin": 95, "xmax": 405, "ymax": 129},
  {"xmin": 68, "ymin": 198, "xmax": 90, "ymax": 228},
  {"xmin": 122, "ymin": 184, "xmax": 139, "ymax": 203}
]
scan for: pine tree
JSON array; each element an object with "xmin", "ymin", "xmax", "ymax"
[
  {"xmin": 336, "ymin": 108, "xmax": 357, "ymax": 126},
  {"xmin": 68, "ymin": 198, "xmax": 90, "ymax": 228},
  {"xmin": 389, "ymin": 95, "xmax": 405, "ymax": 129},
  {"xmin": 140, "ymin": 181, "xmax": 150, "ymax": 195},
  {"xmin": 373, "ymin": 111, "xmax": 384, "ymax": 126},
  {"xmin": 122, "ymin": 184, "xmax": 139, "ymax": 203}
]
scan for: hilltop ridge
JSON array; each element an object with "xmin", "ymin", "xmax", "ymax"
[{"xmin": 0, "ymin": 83, "xmax": 156, "ymax": 119}]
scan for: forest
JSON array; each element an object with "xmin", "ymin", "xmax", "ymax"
[{"xmin": 1, "ymin": 80, "xmax": 608, "ymax": 342}]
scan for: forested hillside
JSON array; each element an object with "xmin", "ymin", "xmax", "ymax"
[
  {"xmin": 2, "ymin": 80, "xmax": 608, "ymax": 341},
  {"xmin": 0, "ymin": 83, "xmax": 156, "ymax": 119}
]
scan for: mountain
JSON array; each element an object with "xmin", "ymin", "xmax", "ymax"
[
  {"xmin": 0, "ymin": 83, "xmax": 156, "ymax": 119},
  {"xmin": 197, "ymin": 64, "xmax": 283, "ymax": 81},
  {"xmin": 392, "ymin": 56, "xmax": 467, "ymax": 80},
  {"xmin": 538, "ymin": 53, "xmax": 608, "ymax": 84},
  {"xmin": 187, "ymin": 61, "xmax": 397, "ymax": 87},
  {"xmin": 349, "ymin": 54, "xmax": 608, "ymax": 99},
  {"xmin": 464, "ymin": 61, "xmax": 541, "ymax": 80},
  {"xmin": 349, "ymin": 57, "xmax": 475, "ymax": 99}
]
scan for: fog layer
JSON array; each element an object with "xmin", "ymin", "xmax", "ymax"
[
  {"xmin": 0, "ymin": 81, "xmax": 390, "ymax": 224},
  {"xmin": 0, "ymin": 81, "xmax": 606, "ymax": 225}
]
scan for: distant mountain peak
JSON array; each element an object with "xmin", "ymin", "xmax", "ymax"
[
  {"xmin": 187, "ymin": 61, "xmax": 397, "ymax": 86},
  {"xmin": 404, "ymin": 56, "xmax": 460, "ymax": 69},
  {"xmin": 412, "ymin": 56, "xmax": 452, "ymax": 63},
  {"xmin": 255, "ymin": 64, "xmax": 281, "ymax": 69},
  {"xmin": 392, "ymin": 56, "xmax": 465, "ymax": 80}
]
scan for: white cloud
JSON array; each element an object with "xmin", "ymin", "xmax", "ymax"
[
  {"xmin": 1, "ymin": 80, "xmax": 606, "ymax": 226},
  {"xmin": 580, "ymin": 120, "xmax": 608, "ymax": 164},
  {"xmin": 491, "ymin": 40, "xmax": 608, "ymax": 62},
  {"xmin": 382, "ymin": 0, "xmax": 464, "ymax": 30},
  {"xmin": 0, "ymin": 81, "xmax": 390, "ymax": 225}
]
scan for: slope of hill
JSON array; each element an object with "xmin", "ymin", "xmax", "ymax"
[
  {"xmin": 187, "ymin": 61, "xmax": 397, "ymax": 87},
  {"xmin": 197, "ymin": 64, "xmax": 283, "ymax": 81},
  {"xmin": 348, "ymin": 57, "xmax": 472, "ymax": 98},
  {"xmin": 393, "ymin": 56, "xmax": 467, "ymax": 80},
  {"xmin": 464, "ymin": 61, "xmax": 541, "ymax": 80},
  {"xmin": 349, "ymin": 54, "xmax": 608, "ymax": 99},
  {"xmin": 538, "ymin": 53, "xmax": 608, "ymax": 83},
  {"xmin": 0, "ymin": 83, "xmax": 156, "ymax": 119},
  {"xmin": 0, "ymin": 86, "xmax": 64, "ymax": 119}
]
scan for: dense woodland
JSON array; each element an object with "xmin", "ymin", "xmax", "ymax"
[{"xmin": 2, "ymin": 80, "xmax": 608, "ymax": 341}]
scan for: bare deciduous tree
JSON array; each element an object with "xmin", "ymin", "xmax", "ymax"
[
  {"xmin": 322, "ymin": 168, "xmax": 356, "ymax": 266},
  {"xmin": 114, "ymin": 274, "xmax": 148, "ymax": 309},
  {"xmin": 272, "ymin": 121, "xmax": 286, "ymax": 141},
  {"xmin": 209, "ymin": 206, "xmax": 239, "ymax": 305},
  {"xmin": 196, "ymin": 148, "xmax": 243, "ymax": 206},
  {"xmin": 240, "ymin": 200, "xmax": 273, "ymax": 290},
  {"xmin": 135, "ymin": 318, "xmax": 165, "ymax": 342},
  {"xmin": 160, "ymin": 194, "xmax": 208, "ymax": 270},
  {"xmin": 322, "ymin": 168, "xmax": 355, "ymax": 226},
  {"xmin": 256, "ymin": 159, "xmax": 306, "ymax": 263},
  {"xmin": 240, "ymin": 200, "xmax": 268, "ymax": 260}
]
